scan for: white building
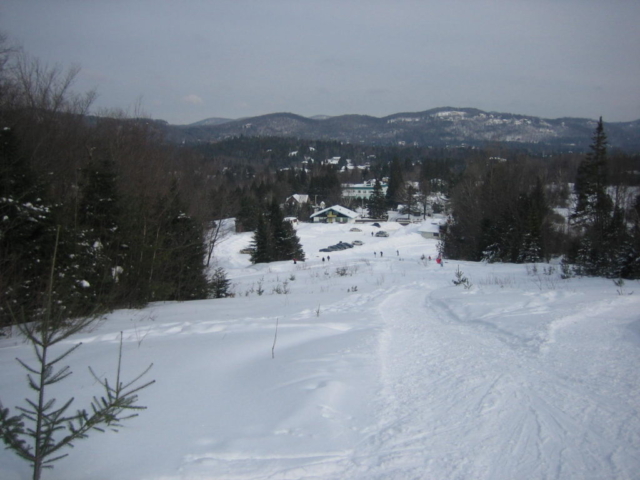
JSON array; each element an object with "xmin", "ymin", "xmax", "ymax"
[
  {"xmin": 284, "ymin": 194, "xmax": 310, "ymax": 207},
  {"xmin": 341, "ymin": 181, "xmax": 388, "ymax": 199},
  {"xmin": 418, "ymin": 217, "xmax": 447, "ymax": 239}
]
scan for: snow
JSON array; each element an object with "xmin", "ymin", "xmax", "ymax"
[
  {"xmin": 434, "ymin": 111, "xmax": 467, "ymax": 119},
  {"xmin": 1, "ymin": 222, "xmax": 640, "ymax": 480}
]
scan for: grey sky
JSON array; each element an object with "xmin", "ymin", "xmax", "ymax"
[{"xmin": 2, "ymin": 0, "xmax": 639, "ymax": 124}]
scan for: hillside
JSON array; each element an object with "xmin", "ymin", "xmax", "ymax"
[
  {"xmin": 165, "ymin": 107, "xmax": 640, "ymax": 152},
  {"xmin": 1, "ymin": 221, "xmax": 639, "ymax": 479}
]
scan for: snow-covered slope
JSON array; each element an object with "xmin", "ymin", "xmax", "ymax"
[{"xmin": 1, "ymin": 222, "xmax": 639, "ymax": 479}]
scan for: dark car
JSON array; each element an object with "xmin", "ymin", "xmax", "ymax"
[{"xmin": 320, "ymin": 241, "xmax": 354, "ymax": 253}]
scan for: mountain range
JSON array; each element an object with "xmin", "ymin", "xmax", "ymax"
[{"xmin": 163, "ymin": 107, "xmax": 640, "ymax": 152}]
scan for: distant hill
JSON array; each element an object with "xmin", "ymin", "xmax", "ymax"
[
  {"xmin": 186, "ymin": 117, "xmax": 234, "ymax": 127},
  {"xmin": 164, "ymin": 108, "xmax": 640, "ymax": 152}
]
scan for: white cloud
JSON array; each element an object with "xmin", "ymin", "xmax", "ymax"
[{"xmin": 183, "ymin": 94, "xmax": 203, "ymax": 105}]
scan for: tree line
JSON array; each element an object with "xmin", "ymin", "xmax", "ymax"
[
  {"xmin": 441, "ymin": 119, "xmax": 640, "ymax": 278},
  {"xmin": 0, "ymin": 40, "xmax": 216, "ymax": 327}
]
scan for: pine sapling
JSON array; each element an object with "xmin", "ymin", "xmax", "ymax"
[
  {"xmin": 0, "ymin": 228, "xmax": 155, "ymax": 480},
  {"xmin": 0, "ymin": 329, "xmax": 154, "ymax": 480},
  {"xmin": 452, "ymin": 266, "xmax": 472, "ymax": 289}
]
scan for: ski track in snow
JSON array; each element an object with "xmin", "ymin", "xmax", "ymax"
[
  {"xmin": 355, "ymin": 282, "xmax": 640, "ymax": 480},
  {"xmin": 173, "ymin": 276, "xmax": 640, "ymax": 480}
]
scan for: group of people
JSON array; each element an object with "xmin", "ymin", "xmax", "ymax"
[{"xmin": 307, "ymin": 253, "xmax": 444, "ymax": 264}]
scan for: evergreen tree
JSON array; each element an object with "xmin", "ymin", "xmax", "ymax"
[
  {"xmin": 269, "ymin": 199, "xmax": 291, "ymax": 261},
  {"xmin": 149, "ymin": 181, "xmax": 210, "ymax": 300},
  {"xmin": 571, "ymin": 118, "xmax": 620, "ymax": 277},
  {"xmin": 210, "ymin": 267, "xmax": 231, "ymax": 298},
  {"xmin": 0, "ymin": 128, "xmax": 56, "ymax": 325},
  {"xmin": 620, "ymin": 195, "xmax": 640, "ymax": 278},
  {"xmin": 250, "ymin": 200, "xmax": 305, "ymax": 264},
  {"xmin": 236, "ymin": 194, "xmax": 261, "ymax": 232},
  {"xmin": 517, "ymin": 179, "xmax": 549, "ymax": 263},
  {"xmin": 400, "ymin": 184, "xmax": 421, "ymax": 218},
  {"xmin": 79, "ymin": 158, "xmax": 121, "ymax": 245},
  {"xmin": 0, "ymin": 261, "xmax": 154, "ymax": 480},
  {"xmin": 250, "ymin": 214, "xmax": 272, "ymax": 264},
  {"xmin": 572, "ymin": 117, "xmax": 612, "ymax": 234},
  {"xmin": 308, "ymin": 165, "xmax": 342, "ymax": 205},
  {"xmin": 77, "ymin": 157, "xmax": 124, "ymax": 307},
  {"xmin": 281, "ymin": 221, "xmax": 305, "ymax": 262},
  {"xmin": 385, "ymin": 158, "xmax": 405, "ymax": 208},
  {"xmin": 366, "ymin": 179, "xmax": 387, "ymax": 219}
]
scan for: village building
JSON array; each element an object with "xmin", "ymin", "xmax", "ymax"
[
  {"xmin": 341, "ymin": 180, "xmax": 388, "ymax": 199},
  {"xmin": 418, "ymin": 217, "xmax": 447, "ymax": 239},
  {"xmin": 284, "ymin": 194, "xmax": 310, "ymax": 207},
  {"xmin": 310, "ymin": 205, "xmax": 359, "ymax": 224}
]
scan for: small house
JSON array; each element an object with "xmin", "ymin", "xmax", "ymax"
[
  {"xmin": 418, "ymin": 218, "xmax": 446, "ymax": 239},
  {"xmin": 284, "ymin": 194, "xmax": 310, "ymax": 207},
  {"xmin": 310, "ymin": 205, "xmax": 359, "ymax": 224}
]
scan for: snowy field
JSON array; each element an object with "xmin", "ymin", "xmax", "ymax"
[{"xmin": 1, "ymin": 221, "xmax": 639, "ymax": 480}]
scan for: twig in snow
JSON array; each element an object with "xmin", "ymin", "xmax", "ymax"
[{"xmin": 271, "ymin": 317, "xmax": 279, "ymax": 359}]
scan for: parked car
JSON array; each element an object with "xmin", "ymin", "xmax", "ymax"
[
  {"xmin": 349, "ymin": 227, "xmax": 362, "ymax": 232},
  {"xmin": 319, "ymin": 241, "xmax": 354, "ymax": 253},
  {"xmin": 352, "ymin": 240, "xmax": 364, "ymax": 246},
  {"xmin": 239, "ymin": 247, "xmax": 255, "ymax": 254},
  {"xmin": 375, "ymin": 231, "xmax": 389, "ymax": 237}
]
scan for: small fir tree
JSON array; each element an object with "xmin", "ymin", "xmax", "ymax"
[
  {"xmin": 0, "ymin": 232, "xmax": 154, "ymax": 480},
  {"xmin": 210, "ymin": 267, "xmax": 231, "ymax": 298}
]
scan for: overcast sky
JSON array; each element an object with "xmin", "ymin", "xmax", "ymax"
[{"xmin": 2, "ymin": 1, "xmax": 639, "ymax": 125}]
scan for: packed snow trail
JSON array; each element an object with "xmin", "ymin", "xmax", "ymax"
[{"xmin": 352, "ymin": 280, "xmax": 640, "ymax": 480}]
